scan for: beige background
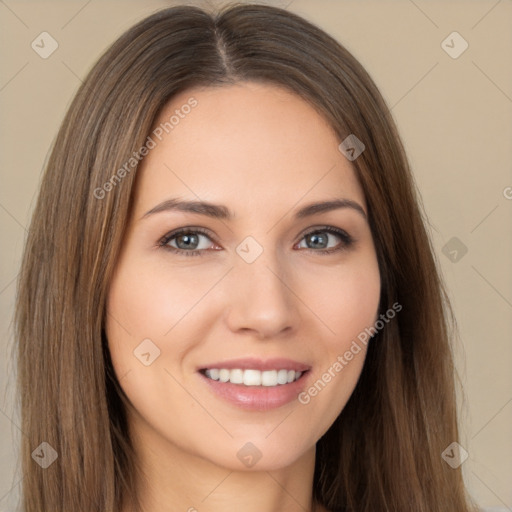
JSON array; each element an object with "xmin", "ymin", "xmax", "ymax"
[{"xmin": 1, "ymin": 0, "xmax": 511, "ymax": 510}]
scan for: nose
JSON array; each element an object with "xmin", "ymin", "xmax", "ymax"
[{"xmin": 223, "ymin": 250, "xmax": 302, "ymax": 340}]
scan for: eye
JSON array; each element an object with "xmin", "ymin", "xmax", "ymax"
[
  {"xmin": 158, "ymin": 225, "xmax": 354, "ymax": 257},
  {"xmin": 295, "ymin": 226, "xmax": 354, "ymax": 254},
  {"xmin": 158, "ymin": 227, "xmax": 217, "ymax": 257}
]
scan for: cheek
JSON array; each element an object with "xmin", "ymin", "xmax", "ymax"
[
  {"xmin": 294, "ymin": 255, "xmax": 380, "ymax": 436},
  {"xmin": 106, "ymin": 260, "xmax": 216, "ymax": 341},
  {"xmin": 104, "ymin": 264, "xmax": 203, "ymax": 442},
  {"xmin": 305, "ymin": 255, "xmax": 381, "ymax": 348},
  {"xmin": 104, "ymin": 258, "xmax": 224, "ymax": 397},
  {"xmin": 104, "ymin": 262, "xmax": 172, "ymax": 381}
]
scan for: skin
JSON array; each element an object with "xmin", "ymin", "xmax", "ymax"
[{"xmin": 106, "ymin": 81, "xmax": 381, "ymax": 512}]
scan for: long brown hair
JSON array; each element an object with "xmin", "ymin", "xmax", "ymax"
[{"xmin": 14, "ymin": 3, "xmax": 478, "ymax": 511}]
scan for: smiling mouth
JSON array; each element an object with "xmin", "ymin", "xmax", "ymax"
[{"xmin": 199, "ymin": 368, "xmax": 307, "ymax": 387}]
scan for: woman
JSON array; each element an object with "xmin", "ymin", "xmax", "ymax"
[{"xmin": 14, "ymin": 3, "xmax": 479, "ymax": 511}]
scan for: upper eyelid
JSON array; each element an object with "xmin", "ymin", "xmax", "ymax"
[{"xmin": 160, "ymin": 226, "xmax": 213, "ymax": 244}]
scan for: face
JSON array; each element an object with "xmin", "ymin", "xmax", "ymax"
[{"xmin": 106, "ymin": 81, "xmax": 381, "ymax": 472}]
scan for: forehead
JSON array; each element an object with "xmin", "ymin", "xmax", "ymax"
[{"xmin": 133, "ymin": 81, "xmax": 366, "ymax": 216}]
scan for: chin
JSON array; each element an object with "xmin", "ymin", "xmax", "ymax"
[{"xmin": 197, "ymin": 434, "xmax": 316, "ymax": 472}]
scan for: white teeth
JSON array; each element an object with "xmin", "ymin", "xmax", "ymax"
[
  {"xmin": 219, "ymin": 369, "xmax": 230, "ymax": 382},
  {"xmin": 243, "ymin": 369, "xmax": 261, "ymax": 386},
  {"xmin": 204, "ymin": 368, "xmax": 303, "ymax": 386},
  {"xmin": 277, "ymin": 369, "xmax": 288, "ymax": 384},
  {"xmin": 208, "ymin": 368, "xmax": 220, "ymax": 380},
  {"xmin": 261, "ymin": 370, "xmax": 277, "ymax": 386},
  {"xmin": 230, "ymin": 369, "xmax": 243, "ymax": 384}
]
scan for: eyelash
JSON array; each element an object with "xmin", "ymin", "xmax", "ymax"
[{"xmin": 158, "ymin": 226, "xmax": 354, "ymax": 257}]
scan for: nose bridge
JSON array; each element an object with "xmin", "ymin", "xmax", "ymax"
[{"xmin": 225, "ymin": 239, "xmax": 300, "ymax": 337}]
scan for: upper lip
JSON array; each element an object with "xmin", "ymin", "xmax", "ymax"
[{"xmin": 198, "ymin": 357, "xmax": 311, "ymax": 372}]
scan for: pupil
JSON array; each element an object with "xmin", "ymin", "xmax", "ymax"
[
  {"xmin": 309, "ymin": 233, "xmax": 326, "ymax": 249},
  {"xmin": 178, "ymin": 234, "xmax": 197, "ymax": 249}
]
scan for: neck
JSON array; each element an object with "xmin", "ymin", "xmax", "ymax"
[{"xmin": 122, "ymin": 410, "xmax": 321, "ymax": 512}]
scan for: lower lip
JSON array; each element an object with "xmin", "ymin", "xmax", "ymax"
[{"xmin": 199, "ymin": 372, "xmax": 310, "ymax": 411}]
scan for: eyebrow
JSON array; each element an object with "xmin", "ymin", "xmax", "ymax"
[{"xmin": 141, "ymin": 197, "xmax": 367, "ymax": 221}]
